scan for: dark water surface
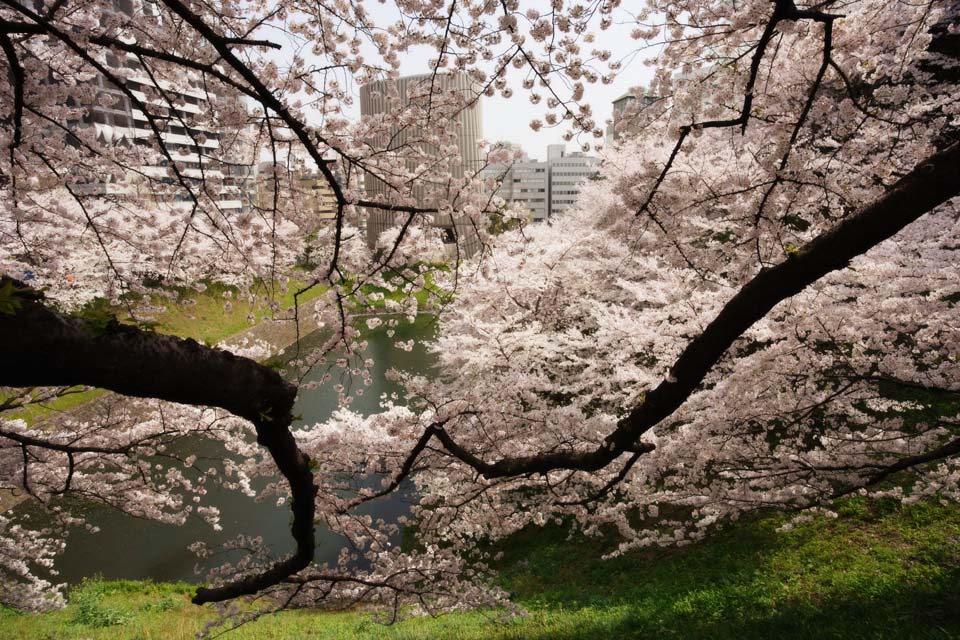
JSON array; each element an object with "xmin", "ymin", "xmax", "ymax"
[{"xmin": 33, "ymin": 318, "xmax": 436, "ymax": 585}]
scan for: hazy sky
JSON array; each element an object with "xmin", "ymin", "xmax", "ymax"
[
  {"xmin": 371, "ymin": 17, "xmax": 656, "ymax": 160},
  {"xmin": 288, "ymin": 2, "xmax": 658, "ymax": 161}
]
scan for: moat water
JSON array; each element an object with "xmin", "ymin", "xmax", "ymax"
[{"xmin": 27, "ymin": 318, "xmax": 437, "ymax": 585}]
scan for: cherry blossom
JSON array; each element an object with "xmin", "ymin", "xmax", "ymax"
[{"xmin": 0, "ymin": 0, "xmax": 958, "ymax": 624}]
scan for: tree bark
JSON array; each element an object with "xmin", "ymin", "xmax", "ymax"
[
  {"xmin": 430, "ymin": 141, "xmax": 960, "ymax": 478},
  {"xmin": 0, "ymin": 290, "xmax": 317, "ymax": 604}
]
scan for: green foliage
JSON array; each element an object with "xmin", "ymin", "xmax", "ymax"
[
  {"xmin": 146, "ymin": 278, "xmax": 326, "ymax": 341},
  {"xmin": 139, "ymin": 595, "xmax": 179, "ymax": 613},
  {"xmin": 69, "ymin": 578, "xmax": 134, "ymax": 628},
  {"xmin": 782, "ymin": 214, "xmax": 812, "ymax": 232},
  {"xmin": 488, "ymin": 212, "xmax": 522, "ymax": 236},
  {"xmin": 0, "ymin": 387, "xmax": 104, "ymax": 425},
  {"xmin": 74, "ymin": 297, "xmax": 161, "ymax": 335},
  {"xmin": 0, "ymin": 279, "xmax": 26, "ymax": 315},
  {"xmin": 73, "ymin": 299, "xmax": 120, "ymax": 336}
]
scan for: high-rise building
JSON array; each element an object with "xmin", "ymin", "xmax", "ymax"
[
  {"xmin": 484, "ymin": 158, "xmax": 550, "ymax": 221},
  {"xmin": 359, "ymin": 72, "xmax": 484, "ymax": 257},
  {"xmin": 78, "ymin": 39, "xmax": 252, "ymax": 214}
]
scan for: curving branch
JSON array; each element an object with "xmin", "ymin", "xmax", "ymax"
[
  {"xmin": 636, "ymin": 0, "xmax": 841, "ymax": 217},
  {"xmin": 830, "ymin": 433, "xmax": 960, "ymax": 501},
  {"xmin": 399, "ymin": 140, "xmax": 960, "ymax": 479},
  {"xmin": 0, "ymin": 30, "xmax": 24, "ymax": 152},
  {"xmin": 0, "ymin": 280, "xmax": 317, "ymax": 605}
]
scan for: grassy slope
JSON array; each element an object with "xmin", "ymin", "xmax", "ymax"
[
  {"xmin": 2, "ymin": 497, "xmax": 958, "ymax": 639},
  {"xmin": 152, "ymin": 281, "xmax": 326, "ymax": 344}
]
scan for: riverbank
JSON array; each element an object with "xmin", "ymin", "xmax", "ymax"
[{"xmin": 2, "ymin": 496, "xmax": 958, "ymax": 639}]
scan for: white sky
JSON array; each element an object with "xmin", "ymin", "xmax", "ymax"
[
  {"xmin": 356, "ymin": 18, "xmax": 655, "ymax": 160},
  {"xmin": 282, "ymin": 2, "xmax": 657, "ymax": 161}
]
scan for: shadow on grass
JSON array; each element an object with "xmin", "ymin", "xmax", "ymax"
[
  {"xmin": 482, "ymin": 499, "xmax": 960, "ymax": 640},
  {"xmin": 495, "ymin": 575, "xmax": 960, "ymax": 640},
  {"xmin": 4, "ymin": 499, "xmax": 959, "ymax": 640}
]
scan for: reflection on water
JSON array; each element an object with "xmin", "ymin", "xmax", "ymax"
[{"xmin": 27, "ymin": 318, "xmax": 436, "ymax": 585}]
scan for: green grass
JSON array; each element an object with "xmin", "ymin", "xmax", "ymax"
[
  {"xmin": 149, "ymin": 280, "xmax": 326, "ymax": 345},
  {"xmin": 2, "ymin": 497, "xmax": 958, "ymax": 639},
  {"xmin": 344, "ymin": 264, "xmax": 451, "ymax": 313},
  {"xmin": 2, "ymin": 388, "xmax": 107, "ymax": 424}
]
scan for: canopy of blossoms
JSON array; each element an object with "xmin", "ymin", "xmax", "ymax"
[{"xmin": 0, "ymin": 0, "xmax": 957, "ymax": 622}]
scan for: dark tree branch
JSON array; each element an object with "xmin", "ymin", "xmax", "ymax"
[
  {"xmin": 636, "ymin": 0, "xmax": 842, "ymax": 217},
  {"xmin": 222, "ymin": 36, "xmax": 281, "ymax": 49},
  {"xmin": 0, "ymin": 31, "xmax": 24, "ymax": 151},
  {"xmin": 753, "ymin": 15, "xmax": 836, "ymax": 261},
  {"xmin": 416, "ymin": 141, "xmax": 960, "ymax": 478},
  {"xmin": 0, "ymin": 427, "xmax": 142, "ymax": 454},
  {"xmin": 554, "ymin": 448, "xmax": 651, "ymax": 508},
  {"xmin": 0, "ymin": 19, "xmax": 42, "ymax": 34},
  {"xmin": 0, "ymin": 283, "xmax": 317, "ymax": 605},
  {"xmin": 831, "ymin": 434, "xmax": 960, "ymax": 500}
]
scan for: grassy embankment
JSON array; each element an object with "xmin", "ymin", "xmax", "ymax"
[{"xmin": 1, "ymin": 496, "xmax": 958, "ymax": 639}]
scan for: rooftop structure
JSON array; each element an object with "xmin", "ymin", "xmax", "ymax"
[{"xmin": 608, "ymin": 90, "xmax": 662, "ymax": 143}]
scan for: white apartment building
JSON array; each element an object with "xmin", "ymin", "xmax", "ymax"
[
  {"xmin": 80, "ymin": 56, "xmax": 252, "ymax": 214},
  {"xmin": 485, "ymin": 144, "xmax": 599, "ymax": 220},
  {"xmin": 548, "ymin": 149, "xmax": 600, "ymax": 217}
]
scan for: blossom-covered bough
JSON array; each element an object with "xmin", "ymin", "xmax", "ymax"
[{"xmin": 1, "ymin": 0, "xmax": 959, "ymax": 624}]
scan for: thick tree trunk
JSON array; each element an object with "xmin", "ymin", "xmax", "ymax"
[{"xmin": 0, "ymin": 291, "xmax": 317, "ymax": 604}]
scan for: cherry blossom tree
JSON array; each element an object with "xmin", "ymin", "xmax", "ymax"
[{"xmin": 1, "ymin": 0, "xmax": 959, "ymax": 623}]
